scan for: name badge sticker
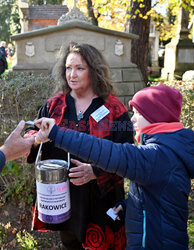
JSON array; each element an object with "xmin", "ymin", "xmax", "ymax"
[{"xmin": 91, "ymin": 105, "xmax": 110, "ymax": 122}]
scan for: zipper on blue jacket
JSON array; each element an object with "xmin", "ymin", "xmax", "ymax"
[
  {"xmin": 142, "ymin": 210, "xmax": 146, "ymax": 248},
  {"xmin": 140, "ymin": 133, "xmax": 144, "ymax": 145}
]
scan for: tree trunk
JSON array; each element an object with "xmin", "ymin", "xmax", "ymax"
[
  {"xmin": 87, "ymin": 0, "xmax": 98, "ymax": 26},
  {"xmin": 129, "ymin": 0, "xmax": 151, "ymax": 83}
]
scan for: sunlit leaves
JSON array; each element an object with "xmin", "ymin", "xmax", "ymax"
[
  {"xmin": 84, "ymin": 0, "xmax": 194, "ymax": 40},
  {"xmin": 65, "ymin": 0, "xmax": 130, "ymax": 31},
  {"xmin": 1, "ymin": 0, "xmax": 193, "ymax": 47},
  {"xmin": 30, "ymin": 0, "xmax": 194, "ymax": 38}
]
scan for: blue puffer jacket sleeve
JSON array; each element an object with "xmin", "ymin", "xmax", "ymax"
[
  {"xmin": 49, "ymin": 125, "xmax": 158, "ymax": 186},
  {"xmin": 49, "ymin": 125, "xmax": 194, "ymax": 249},
  {"xmin": 0, "ymin": 150, "xmax": 6, "ymax": 173}
]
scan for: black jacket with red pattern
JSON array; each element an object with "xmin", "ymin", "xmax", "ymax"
[{"xmin": 26, "ymin": 93, "xmax": 133, "ymax": 248}]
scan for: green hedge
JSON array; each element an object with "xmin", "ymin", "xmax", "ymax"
[{"xmin": 0, "ymin": 72, "xmax": 56, "ymax": 144}]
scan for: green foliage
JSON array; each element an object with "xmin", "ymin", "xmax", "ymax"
[
  {"xmin": 10, "ymin": 2, "xmax": 21, "ymax": 35},
  {"xmin": 188, "ymin": 180, "xmax": 194, "ymax": 248},
  {"xmin": 0, "ymin": 0, "xmax": 13, "ymax": 43},
  {"xmin": 0, "ymin": 71, "xmax": 56, "ymax": 143},
  {"xmin": 188, "ymin": 221, "xmax": 194, "ymax": 247},
  {"xmin": 0, "ymin": 221, "xmax": 58, "ymax": 248},
  {"xmin": 0, "ymin": 224, "xmax": 6, "ymax": 245},
  {"xmin": 17, "ymin": 230, "xmax": 38, "ymax": 249},
  {"xmin": 0, "ymin": 72, "xmax": 56, "ymax": 204},
  {"xmin": 1, "ymin": 161, "xmax": 35, "ymax": 204},
  {"xmin": 0, "ymin": 0, "xmax": 20, "ymax": 43}
]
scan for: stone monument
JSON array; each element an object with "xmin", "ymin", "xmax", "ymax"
[
  {"xmin": 149, "ymin": 21, "xmax": 160, "ymax": 75},
  {"xmin": 161, "ymin": 8, "xmax": 194, "ymax": 80},
  {"xmin": 11, "ymin": 0, "xmax": 145, "ymax": 105}
]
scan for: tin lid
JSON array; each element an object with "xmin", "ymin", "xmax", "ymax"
[{"xmin": 35, "ymin": 159, "xmax": 68, "ymax": 183}]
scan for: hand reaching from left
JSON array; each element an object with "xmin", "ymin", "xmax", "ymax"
[
  {"xmin": 69, "ymin": 159, "xmax": 96, "ymax": 186},
  {"xmin": 0, "ymin": 120, "xmax": 35, "ymax": 162}
]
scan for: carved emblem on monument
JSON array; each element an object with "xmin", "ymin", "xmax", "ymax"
[
  {"xmin": 114, "ymin": 40, "xmax": 124, "ymax": 56},
  {"xmin": 25, "ymin": 42, "xmax": 35, "ymax": 57}
]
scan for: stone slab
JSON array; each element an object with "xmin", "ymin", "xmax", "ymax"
[
  {"xmin": 113, "ymin": 82, "xmax": 134, "ymax": 96},
  {"xmin": 122, "ymin": 68, "xmax": 143, "ymax": 82},
  {"xmin": 177, "ymin": 49, "xmax": 194, "ymax": 63},
  {"xmin": 111, "ymin": 69, "xmax": 122, "ymax": 82}
]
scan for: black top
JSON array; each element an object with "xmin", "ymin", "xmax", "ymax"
[{"xmin": 26, "ymin": 94, "xmax": 134, "ymax": 242}]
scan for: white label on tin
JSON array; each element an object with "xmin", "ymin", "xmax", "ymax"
[
  {"xmin": 91, "ymin": 105, "xmax": 110, "ymax": 123},
  {"xmin": 36, "ymin": 180, "xmax": 71, "ymax": 216}
]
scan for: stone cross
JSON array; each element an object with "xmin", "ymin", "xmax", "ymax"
[
  {"xmin": 188, "ymin": 15, "xmax": 194, "ymax": 43},
  {"xmin": 74, "ymin": 0, "xmax": 78, "ymax": 8},
  {"xmin": 179, "ymin": 8, "xmax": 190, "ymax": 39}
]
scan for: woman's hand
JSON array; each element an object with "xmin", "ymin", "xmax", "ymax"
[
  {"xmin": 69, "ymin": 159, "xmax": 96, "ymax": 186},
  {"xmin": 34, "ymin": 118, "xmax": 56, "ymax": 143}
]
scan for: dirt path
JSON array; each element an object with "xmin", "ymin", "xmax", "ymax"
[{"xmin": 0, "ymin": 200, "xmax": 62, "ymax": 249}]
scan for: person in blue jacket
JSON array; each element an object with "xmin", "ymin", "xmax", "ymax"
[
  {"xmin": 0, "ymin": 121, "xmax": 34, "ymax": 172},
  {"xmin": 34, "ymin": 84, "xmax": 194, "ymax": 250}
]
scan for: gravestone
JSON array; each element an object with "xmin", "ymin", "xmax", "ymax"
[
  {"xmin": 175, "ymin": 9, "xmax": 194, "ymax": 78},
  {"xmin": 182, "ymin": 70, "xmax": 194, "ymax": 81},
  {"xmin": 149, "ymin": 22, "xmax": 160, "ymax": 75},
  {"xmin": 11, "ymin": 3, "xmax": 145, "ymax": 106},
  {"xmin": 161, "ymin": 8, "xmax": 194, "ymax": 80}
]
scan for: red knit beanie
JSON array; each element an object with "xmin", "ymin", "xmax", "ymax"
[{"xmin": 129, "ymin": 84, "xmax": 183, "ymax": 123}]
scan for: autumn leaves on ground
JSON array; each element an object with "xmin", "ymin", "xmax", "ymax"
[{"xmin": 0, "ymin": 182, "xmax": 62, "ymax": 249}]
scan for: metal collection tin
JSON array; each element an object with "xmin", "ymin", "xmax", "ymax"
[{"xmin": 35, "ymin": 159, "xmax": 71, "ymax": 224}]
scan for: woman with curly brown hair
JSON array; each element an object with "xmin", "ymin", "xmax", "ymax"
[{"xmin": 26, "ymin": 42, "xmax": 133, "ymax": 250}]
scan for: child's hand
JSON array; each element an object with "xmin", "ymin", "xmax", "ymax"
[
  {"xmin": 34, "ymin": 118, "xmax": 55, "ymax": 131},
  {"xmin": 35, "ymin": 130, "xmax": 50, "ymax": 144},
  {"xmin": 34, "ymin": 118, "xmax": 56, "ymax": 143},
  {"xmin": 113, "ymin": 205, "xmax": 123, "ymax": 221},
  {"xmin": 113, "ymin": 200, "xmax": 126, "ymax": 222}
]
